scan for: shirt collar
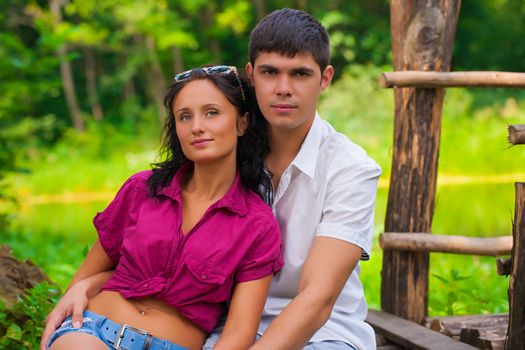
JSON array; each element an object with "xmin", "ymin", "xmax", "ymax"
[
  {"xmin": 157, "ymin": 163, "xmax": 248, "ymax": 216},
  {"xmin": 290, "ymin": 112, "xmax": 323, "ymax": 179}
]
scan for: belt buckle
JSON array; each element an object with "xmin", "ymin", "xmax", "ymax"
[{"xmin": 114, "ymin": 323, "xmax": 148, "ymax": 350}]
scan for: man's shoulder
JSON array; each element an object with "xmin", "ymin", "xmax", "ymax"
[{"xmin": 317, "ymin": 117, "xmax": 381, "ymax": 172}]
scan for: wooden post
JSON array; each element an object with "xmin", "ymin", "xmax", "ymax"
[
  {"xmin": 507, "ymin": 183, "xmax": 525, "ymax": 349},
  {"xmin": 508, "ymin": 125, "xmax": 525, "ymax": 145},
  {"xmin": 381, "ymin": 0, "xmax": 461, "ymax": 324}
]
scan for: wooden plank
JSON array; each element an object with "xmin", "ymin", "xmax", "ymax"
[
  {"xmin": 378, "ymin": 346, "xmax": 404, "ymax": 350},
  {"xmin": 367, "ymin": 309, "xmax": 478, "ymax": 350},
  {"xmin": 426, "ymin": 313, "xmax": 508, "ymax": 348},
  {"xmin": 507, "ymin": 182, "xmax": 525, "ymax": 349},
  {"xmin": 382, "ymin": 0, "xmax": 461, "ymax": 324},
  {"xmin": 508, "ymin": 125, "xmax": 525, "ymax": 145},
  {"xmin": 425, "ymin": 314, "xmax": 509, "ymax": 331},
  {"xmin": 380, "ymin": 233, "xmax": 512, "ymax": 256},
  {"xmin": 380, "ymin": 71, "xmax": 525, "ymax": 88}
]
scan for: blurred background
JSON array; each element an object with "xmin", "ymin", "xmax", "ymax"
[{"xmin": 1, "ymin": 0, "xmax": 525, "ymax": 345}]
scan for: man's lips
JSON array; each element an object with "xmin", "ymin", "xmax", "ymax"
[
  {"xmin": 271, "ymin": 104, "xmax": 297, "ymax": 112},
  {"xmin": 191, "ymin": 138, "xmax": 213, "ymax": 146}
]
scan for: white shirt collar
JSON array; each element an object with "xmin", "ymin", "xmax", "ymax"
[{"xmin": 290, "ymin": 112, "xmax": 323, "ymax": 179}]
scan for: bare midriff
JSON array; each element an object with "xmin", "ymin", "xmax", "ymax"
[{"xmin": 88, "ymin": 291, "xmax": 207, "ymax": 350}]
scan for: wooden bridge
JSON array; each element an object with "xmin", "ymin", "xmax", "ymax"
[{"xmin": 364, "ymin": 1, "xmax": 525, "ymax": 349}]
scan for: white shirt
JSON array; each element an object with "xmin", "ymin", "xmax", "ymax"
[{"xmin": 259, "ymin": 113, "xmax": 381, "ymax": 350}]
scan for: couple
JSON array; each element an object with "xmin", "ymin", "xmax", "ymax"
[{"xmin": 41, "ymin": 8, "xmax": 381, "ymax": 350}]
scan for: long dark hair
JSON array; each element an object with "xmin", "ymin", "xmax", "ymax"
[{"xmin": 147, "ymin": 66, "xmax": 272, "ymax": 202}]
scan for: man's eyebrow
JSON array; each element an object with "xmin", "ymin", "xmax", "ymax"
[
  {"xmin": 291, "ymin": 67, "xmax": 315, "ymax": 75},
  {"xmin": 257, "ymin": 64, "xmax": 278, "ymax": 71}
]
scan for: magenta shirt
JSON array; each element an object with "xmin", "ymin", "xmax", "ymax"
[{"xmin": 93, "ymin": 167, "xmax": 283, "ymax": 333}]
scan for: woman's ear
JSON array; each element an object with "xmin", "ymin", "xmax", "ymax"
[{"xmin": 237, "ymin": 112, "xmax": 249, "ymax": 137}]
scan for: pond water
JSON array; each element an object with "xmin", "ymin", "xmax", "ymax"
[{"xmin": 16, "ymin": 181, "xmax": 518, "ymax": 243}]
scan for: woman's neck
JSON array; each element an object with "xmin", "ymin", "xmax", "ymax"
[{"xmin": 183, "ymin": 158, "xmax": 237, "ymax": 202}]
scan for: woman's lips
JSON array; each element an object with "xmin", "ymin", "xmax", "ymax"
[{"xmin": 191, "ymin": 138, "xmax": 213, "ymax": 147}]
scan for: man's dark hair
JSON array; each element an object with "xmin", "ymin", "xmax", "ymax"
[{"xmin": 248, "ymin": 8, "xmax": 330, "ymax": 72}]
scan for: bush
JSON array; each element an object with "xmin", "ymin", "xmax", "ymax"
[{"xmin": 0, "ymin": 282, "xmax": 60, "ymax": 350}]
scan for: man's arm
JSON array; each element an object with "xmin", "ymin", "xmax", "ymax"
[
  {"xmin": 214, "ymin": 276, "xmax": 273, "ymax": 350},
  {"xmin": 249, "ymin": 236, "xmax": 362, "ymax": 350}
]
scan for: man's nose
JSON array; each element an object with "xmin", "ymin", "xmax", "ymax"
[{"xmin": 275, "ymin": 75, "xmax": 292, "ymax": 96}]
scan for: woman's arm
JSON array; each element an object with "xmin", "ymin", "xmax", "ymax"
[
  {"xmin": 40, "ymin": 239, "xmax": 115, "ymax": 350},
  {"xmin": 67, "ymin": 239, "xmax": 116, "ymax": 288},
  {"xmin": 212, "ymin": 276, "xmax": 273, "ymax": 350}
]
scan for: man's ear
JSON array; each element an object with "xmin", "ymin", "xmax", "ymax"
[
  {"xmin": 245, "ymin": 62, "xmax": 254, "ymax": 82},
  {"xmin": 320, "ymin": 65, "xmax": 334, "ymax": 91},
  {"xmin": 237, "ymin": 112, "xmax": 249, "ymax": 136}
]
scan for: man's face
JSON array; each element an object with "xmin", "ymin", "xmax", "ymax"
[{"xmin": 246, "ymin": 52, "xmax": 333, "ymax": 133}]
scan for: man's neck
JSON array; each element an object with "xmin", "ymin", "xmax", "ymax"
[{"xmin": 266, "ymin": 116, "xmax": 315, "ymax": 189}]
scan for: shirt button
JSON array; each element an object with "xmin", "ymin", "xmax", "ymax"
[
  {"xmin": 201, "ymin": 274, "xmax": 207, "ymax": 280},
  {"xmin": 143, "ymin": 283, "xmax": 149, "ymax": 288}
]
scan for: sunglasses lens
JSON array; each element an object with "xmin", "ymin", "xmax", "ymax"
[
  {"xmin": 206, "ymin": 66, "xmax": 231, "ymax": 74},
  {"xmin": 174, "ymin": 70, "xmax": 192, "ymax": 81}
]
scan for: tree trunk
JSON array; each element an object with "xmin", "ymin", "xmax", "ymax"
[
  {"xmin": 251, "ymin": 0, "xmax": 266, "ymax": 21},
  {"xmin": 297, "ymin": 0, "xmax": 308, "ymax": 11},
  {"xmin": 140, "ymin": 35, "xmax": 167, "ymax": 123},
  {"xmin": 50, "ymin": 0, "xmax": 84, "ymax": 132},
  {"xmin": 381, "ymin": 0, "xmax": 461, "ymax": 324},
  {"xmin": 172, "ymin": 46, "xmax": 184, "ymax": 75},
  {"xmin": 84, "ymin": 47, "xmax": 104, "ymax": 121},
  {"xmin": 203, "ymin": 5, "xmax": 222, "ymax": 63},
  {"xmin": 507, "ymin": 183, "xmax": 525, "ymax": 350}
]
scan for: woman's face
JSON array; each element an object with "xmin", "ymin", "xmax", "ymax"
[{"xmin": 173, "ymin": 79, "xmax": 247, "ymax": 165}]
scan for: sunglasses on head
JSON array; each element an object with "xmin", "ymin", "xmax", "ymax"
[{"xmin": 174, "ymin": 65, "xmax": 246, "ymax": 105}]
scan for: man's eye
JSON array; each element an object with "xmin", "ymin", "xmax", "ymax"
[
  {"xmin": 295, "ymin": 71, "xmax": 309, "ymax": 77},
  {"xmin": 262, "ymin": 70, "xmax": 276, "ymax": 75}
]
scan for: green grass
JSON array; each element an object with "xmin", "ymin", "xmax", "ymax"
[{"xmin": 4, "ymin": 65, "xmax": 525, "ymax": 316}]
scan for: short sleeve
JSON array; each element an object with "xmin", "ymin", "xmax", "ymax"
[
  {"xmin": 93, "ymin": 176, "xmax": 141, "ymax": 263},
  {"xmin": 235, "ymin": 217, "xmax": 283, "ymax": 283},
  {"xmin": 316, "ymin": 157, "xmax": 381, "ymax": 261}
]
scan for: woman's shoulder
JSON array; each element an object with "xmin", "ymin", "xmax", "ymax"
[
  {"xmin": 242, "ymin": 190, "xmax": 275, "ymax": 223},
  {"xmin": 120, "ymin": 170, "xmax": 154, "ymax": 192}
]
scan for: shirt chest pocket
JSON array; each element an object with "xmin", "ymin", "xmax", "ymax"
[{"xmin": 186, "ymin": 257, "xmax": 226, "ymax": 284}]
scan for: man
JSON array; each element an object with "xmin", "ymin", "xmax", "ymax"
[{"xmin": 205, "ymin": 8, "xmax": 381, "ymax": 350}]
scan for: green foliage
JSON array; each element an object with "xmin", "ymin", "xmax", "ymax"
[
  {"xmin": 455, "ymin": 0, "xmax": 525, "ymax": 71},
  {"xmin": 319, "ymin": 64, "xmax": 394, "ymax": 173},
  {"xmin": 0, "ymin": 282, "xmax": 60, "ymax": 350},
  {"xmin": 429, "ymin": 266, "xmax": 508, "ymax": 316}
]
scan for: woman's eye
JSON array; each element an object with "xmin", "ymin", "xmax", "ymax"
[
  {"xmin": 179, "ymin": 113, "xmax": 191, "ymax": 121},
  {"xmin": 206, "ymin": 110, "xmax": 219, "ymax": 117}
]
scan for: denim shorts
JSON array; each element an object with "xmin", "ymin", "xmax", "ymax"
[{"xmin": 47, "ymin": 310, "xmax": 188, "ymax": 350}]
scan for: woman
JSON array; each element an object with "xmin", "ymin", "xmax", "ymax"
[{"xmin": 42, "ymin": 66, "xmax": 283, "ymax": 350}]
